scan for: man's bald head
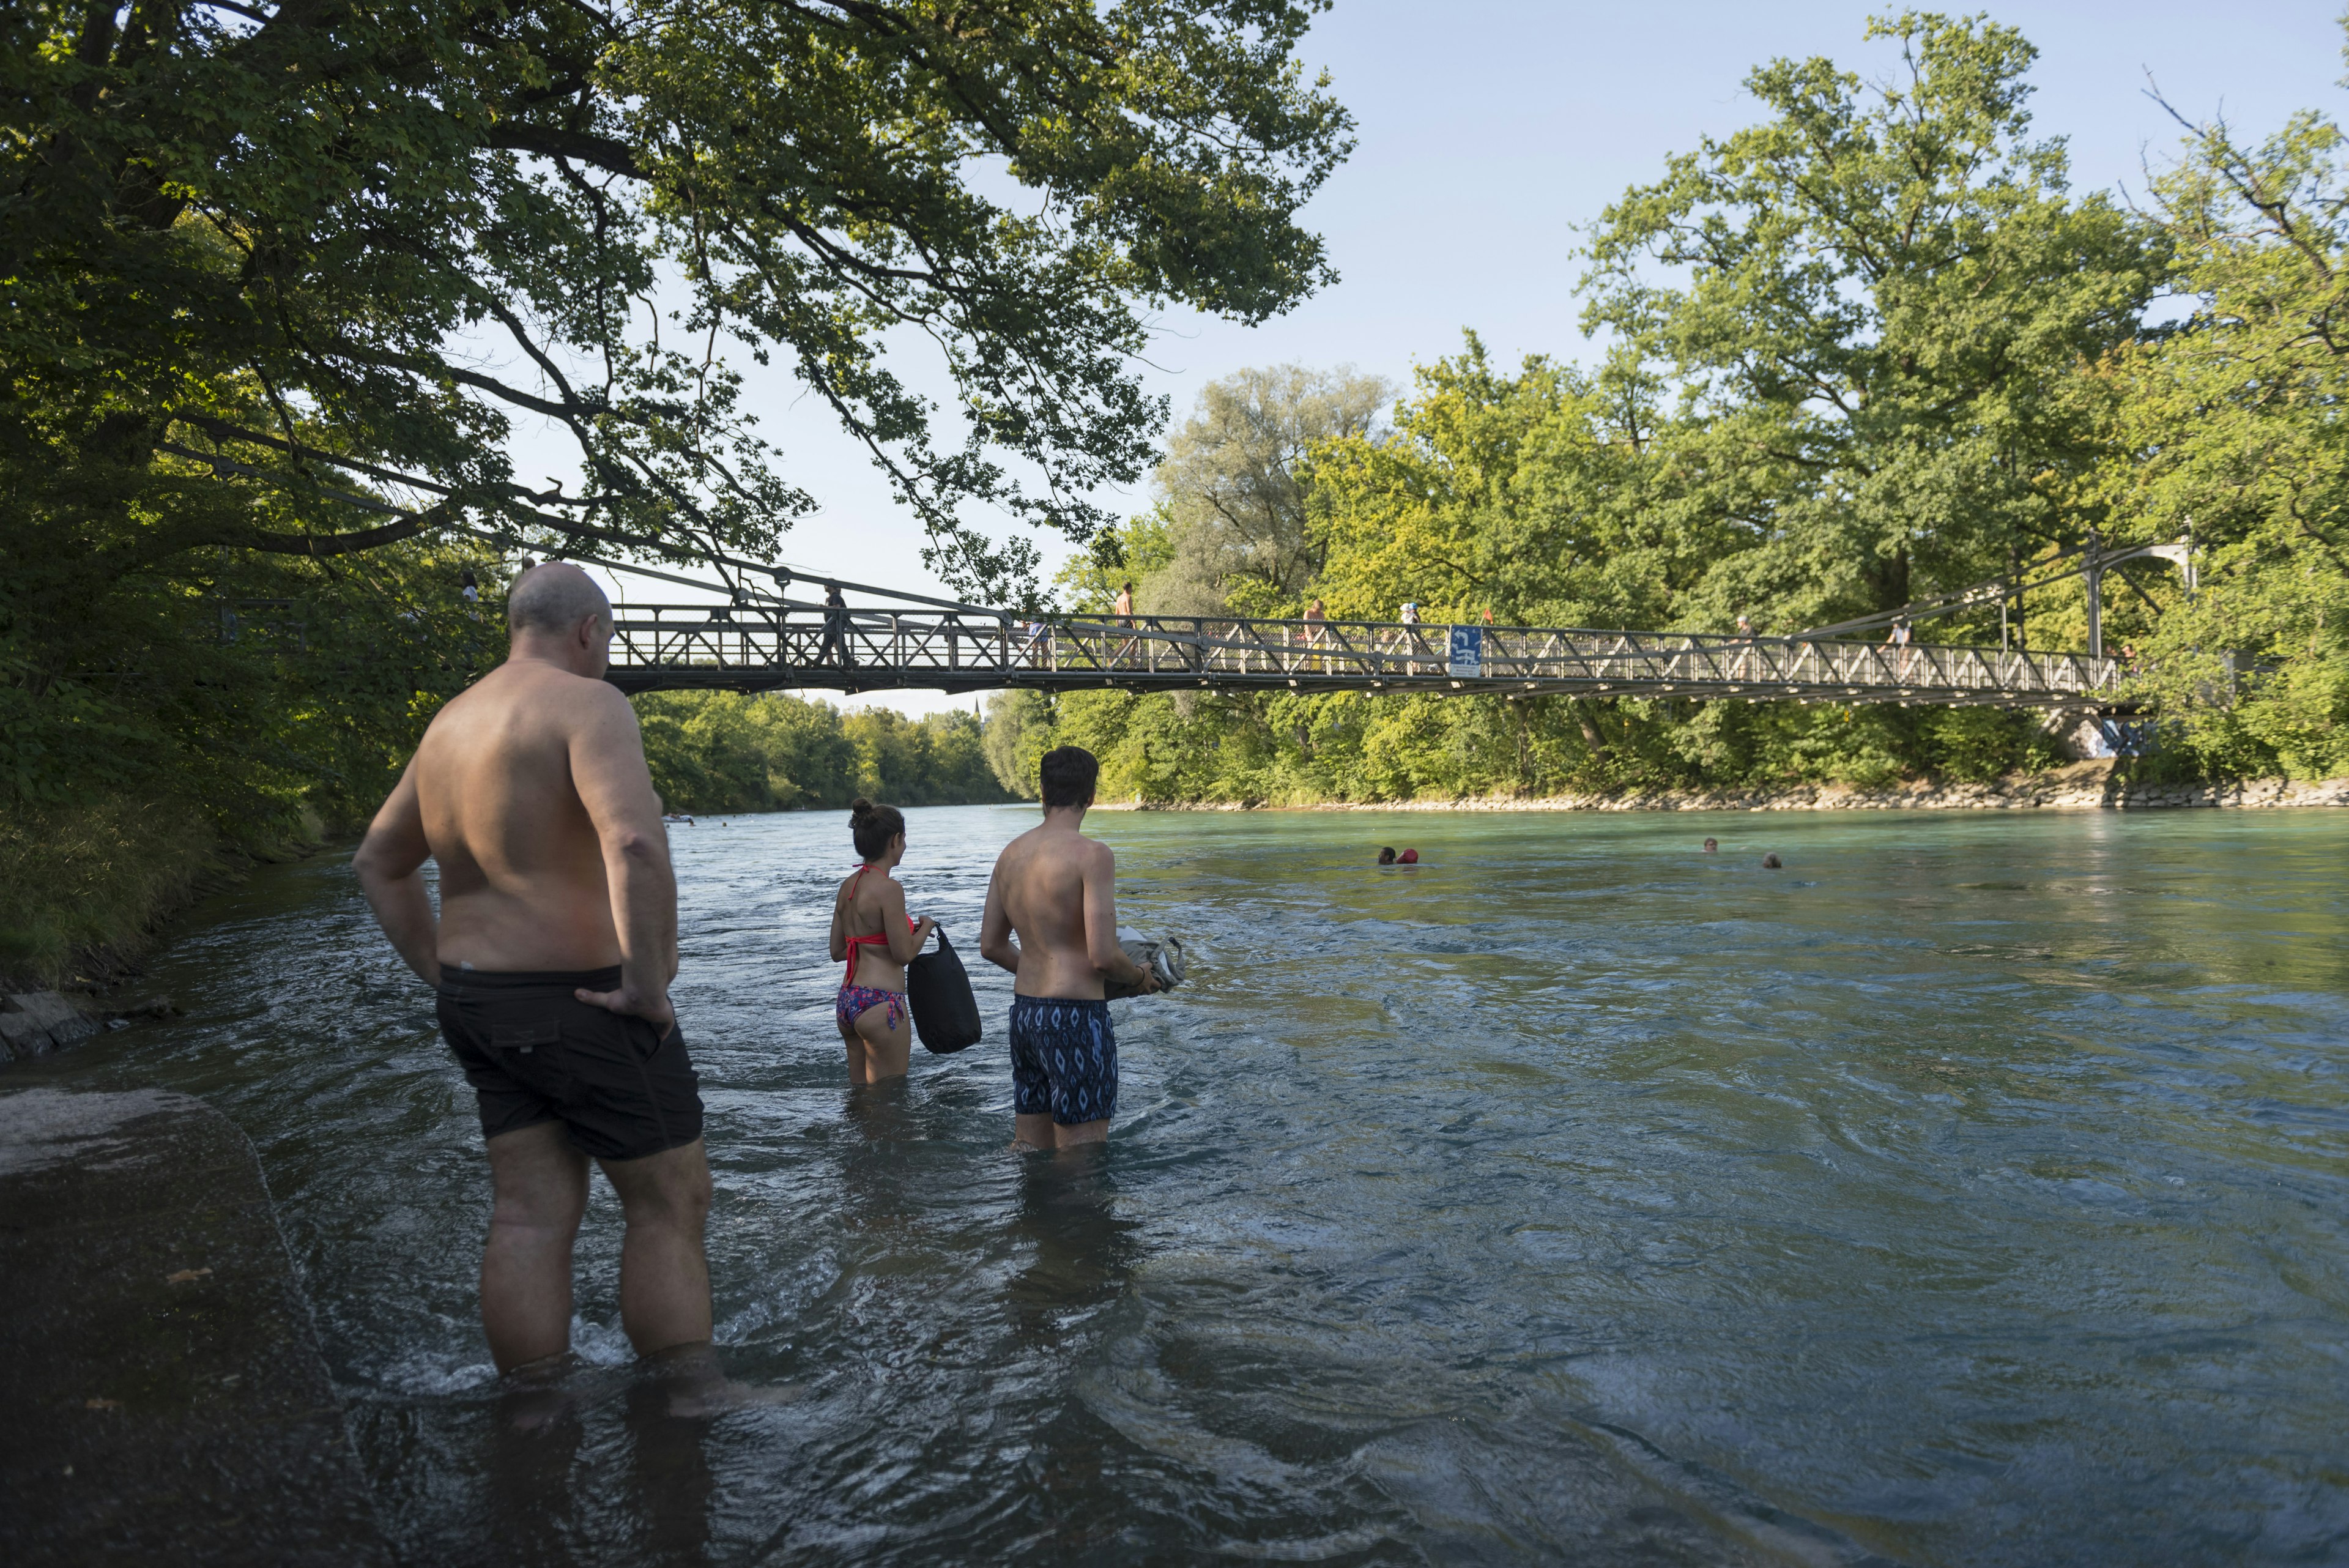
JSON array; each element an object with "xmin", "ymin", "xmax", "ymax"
[{"xmin": 507, "ymin": 563, "xmax": 611, "ymax": 639}]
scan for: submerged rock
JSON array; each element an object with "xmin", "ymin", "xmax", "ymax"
[{"xmin": 0, "ymin": 992, "xmax": 100, "ymax": 1061}]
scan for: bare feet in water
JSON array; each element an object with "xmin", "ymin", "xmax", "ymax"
[
  {"xmin": 646, "ymin": 1343, "xmax": 801, "ymax": 1419},
  {"xmin": 500, "ymin": 1352, "xmax": 585, "ymax": 1433}
]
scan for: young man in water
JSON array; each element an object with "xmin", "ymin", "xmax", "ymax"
[
  {"xmin": 979, "ymin": 746, "xmax": 1159, "ymax": 1151},
  {"xmin": 354, "ymin": 563, "xmax": 715, "ymax": 1388}
]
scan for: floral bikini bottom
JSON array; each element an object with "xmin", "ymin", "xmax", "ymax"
[{"xmin": 836, "ymin": 984, "xmax": 907, "ymax": 1034}]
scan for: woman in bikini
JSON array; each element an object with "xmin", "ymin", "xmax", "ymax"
[{"xmin": 828, "ymin": 798, "xmax": 935, "ymax": 1084}]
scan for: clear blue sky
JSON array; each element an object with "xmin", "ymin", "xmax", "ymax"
[{"xmin": 563, "ymin": 1, "xmax": 2348, "ymax": 712}]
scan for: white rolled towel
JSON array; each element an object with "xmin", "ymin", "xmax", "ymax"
[{"xmin": 1104, "ymin": 927, "xmax": 1186, "ymax": 998}]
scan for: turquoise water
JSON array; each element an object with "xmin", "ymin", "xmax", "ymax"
[{"xmin": 45, "ymin": 806, "xmax": 2349, "ymax": 1564}]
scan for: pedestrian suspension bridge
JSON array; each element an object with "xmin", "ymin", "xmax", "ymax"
[
  {"xmin": 599, "ymin": 578, "xmax": 2130, "ymax": 712},
  {"xmin": 572, "ymin": 525, "xmax": 2195, "ymax": 710}
]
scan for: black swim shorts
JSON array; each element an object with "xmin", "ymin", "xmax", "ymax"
[
  {"xmin": 1009, "ymin": 995, "xmax": 1116, "ymax": 1126},
  {"xmin": 436, "ymin": 966, "xmax": 703, "ymax": 1162}
]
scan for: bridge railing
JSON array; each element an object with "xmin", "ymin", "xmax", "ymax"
[{"xmin": 603, "ymin": 606, "xmax": 2123, "ymax": 707}]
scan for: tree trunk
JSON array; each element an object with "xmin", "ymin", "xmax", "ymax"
[{"xmin": 1575, "ymin": 699, "xmax": 1608, "ymax": 766}]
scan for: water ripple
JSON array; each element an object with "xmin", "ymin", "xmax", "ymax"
[{"xmin": 41, "ymin": 804, "xmax": 2349, "ymax": 1566}]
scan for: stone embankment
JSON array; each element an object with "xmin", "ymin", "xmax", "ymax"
[
  {"xmin": 1119, "ymin": 761, "xmax": 2349, "ymax": 814},
  {"xmin": 0, "ymin": 992, "xmax": 102, "ymax": 1060},
  {"xmin": 0, "ymin": 992, "xmax": 174, "ymax": 1063},
  {"xmin": 0, "ymin": 1087, "xmax": 391, "ymax": 1566}
]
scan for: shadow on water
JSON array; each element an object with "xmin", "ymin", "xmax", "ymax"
[
  {"xmin": 1005, "ymin": 1148, "xmax": 1140, "ymax": 1343},
  {"xmin": 431, "ymin": 1362, "xmax": 718, "ymax": 1568},
  {"xmin": 25, "ymin": 804, "xmax": 2349, "ymax": 1567}
]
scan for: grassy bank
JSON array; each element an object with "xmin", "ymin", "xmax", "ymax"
[{"xmin": 0, "ymin": 797, "xmax": 326, "ymax": 992}]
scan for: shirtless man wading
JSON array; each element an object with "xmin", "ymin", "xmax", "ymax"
[
  {"xmin": 979, "ymin": 746, "xmax": 1160, "ymax": 1151},
  {"xmin": 354, "ymin": 563, "xmax": 713, "ymax": 1380}
]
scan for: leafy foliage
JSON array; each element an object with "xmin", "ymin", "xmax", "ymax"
[
  {"xmin": 1578, "ymin": 10, "xmax": 2167, "ymax": 636},
  {"xmin": 4, "ymin": 0, "xmax": 1352, "ymax": 593},
  {"xmin": 1137, "ymin": 365, "xmax": 1390, "ymax": 615},
  {"xmin": 2092, "ymin": 81, "xmax": 2349, "ymax": 778},
  {"xmin": 636, "ymin": 693, "xmax": 1010, "ymax": 814},
  {"xmin": 1040, "ymin": 12, "xmax": 2292, "ymax": 806}
]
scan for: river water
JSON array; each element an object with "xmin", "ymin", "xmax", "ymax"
[{"xmin": 39, "ymin": 806, "xmax": 2349, "ymax": 1566}]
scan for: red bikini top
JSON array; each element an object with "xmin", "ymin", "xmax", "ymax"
[{"xmin": 841, "ymin": 864, "xmax": 917, "ymax": 986}]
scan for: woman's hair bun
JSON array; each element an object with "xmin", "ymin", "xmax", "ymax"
[{"xmin": 848, "ymin": 797, "xmax": 905, "ymax": 860}]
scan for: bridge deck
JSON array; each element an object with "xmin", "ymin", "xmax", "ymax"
[{"xmin": 602, "ymin": 606, "xmax": 2121, "ymax": 709}]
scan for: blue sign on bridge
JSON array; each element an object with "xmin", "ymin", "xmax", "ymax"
[{"xmin": 1447, "ymin": 625, "xmax": 1483, "ymax": 679}]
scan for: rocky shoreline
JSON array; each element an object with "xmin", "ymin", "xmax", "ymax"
[
  {"xmin": 1111, "ymin": 760, "xmax": 2349, "ymax": 814},
  {"xmin": 1, "ymin": 991, "xmax": 176, "ymax": 1064}
]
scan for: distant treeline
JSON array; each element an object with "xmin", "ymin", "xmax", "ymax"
[{"xmin": 634, "ymin": 693, "xmax": 1015, "ymax": 815}]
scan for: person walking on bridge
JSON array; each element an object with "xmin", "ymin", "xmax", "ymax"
[
  {"xmin": 1731, "ymin": 612, "xmax": 1757, "ymax": 680},
  {"xmin": 1112, "ymin": 580, "xmax": 1138, "ymax": 666},
  {"xmin": 821, "ymin": 582, "xmax": 855, "ymax": 669},
  {"xmin": 354, "ymin": 564, "xmax": 718, "ymax": 1397}
]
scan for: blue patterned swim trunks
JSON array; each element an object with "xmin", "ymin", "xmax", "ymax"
[{"xmin": 1009, "ymin": 996, "xmax": 1117, "ymax": 1126}]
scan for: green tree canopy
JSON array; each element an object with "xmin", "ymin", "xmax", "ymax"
[
  {"xmin": 1307, "ymin": 336, "xmax": 1707, "ymax": 630},
  {"xmin": 2094, "ymin": 59, "xmax": 2349, "ymax": 776},
  {"xmin": 1580, "ymin": 9, "xmax": 2167, "ymax": 635},
  {"xmin": 635, "ymin": 692, "xmax": 1009, "ymax": 813},
  {"xmin": 5, "ymin": 0, "xmax": 1353, "ymax": 593},
  {"xmin": 1140, "ymin": 362, "xmax": 1390, "ymax": 614}
]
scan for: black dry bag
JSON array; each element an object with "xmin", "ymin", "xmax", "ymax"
[{"xmin": 906, "ymin": 926, "xmax": 984, "ymax": 1054}]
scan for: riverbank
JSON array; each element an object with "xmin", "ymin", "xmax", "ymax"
[
  {"xmin": 0, "ymin": 798, "xmax": 328, "ymax": 993},
  {"xmin": 1104, "ymin": 760, "xmax": 2349, "ymax": 812}
]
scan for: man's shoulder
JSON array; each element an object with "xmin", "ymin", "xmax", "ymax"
[
  {"xmin": 508, "ymin": 661, "xmax": 633, "ymax": 721},
  {"xmin": 1048, "ymin": 826, "xmax": 1114, "ymax": 872},
  {"xmin": 432, "ymin": 661, "xmax": 629, "ymax": 738},
  {"xmin": 994, "ymin": 822, "xmax": 1106, "ymax": 868}
]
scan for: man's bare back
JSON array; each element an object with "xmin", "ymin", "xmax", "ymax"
[
  {"xmin": 358, "ymin": 570, "xmax": 674, "ymax": 1014},
  {"xmin": 405, "ymin": 658, "xmax": 674, "ymax": 984},
  {"xmin": 986, "ymin": 817, "xmax": 1124, "ymax": 999}
]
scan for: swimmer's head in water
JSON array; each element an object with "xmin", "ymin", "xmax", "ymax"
[
  {"xmin": 1398, "ymin": 848, "xmax": 1419, "ymax": 864},
  {"xmin": 849, "ymin": 797, "xmax": 905, "ymax": 861},
  {"xmin": 1703, "ymin": 838, "xmax": 1718, "ymax": 852},
  {"xmin": 507, "ymin": 562, "xmax": 612, "ymax": 641},
  {"xmin": 1762, "ymin": 852, "xmax": 1782, "ymax": 869},
  {"xmin": 1039, "ymin": 745, "xmax": 1099, "ymax": 811},
  {"xmin": 1378, "ymin": 847, "xmax": 1397, "ymax": 865}
]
